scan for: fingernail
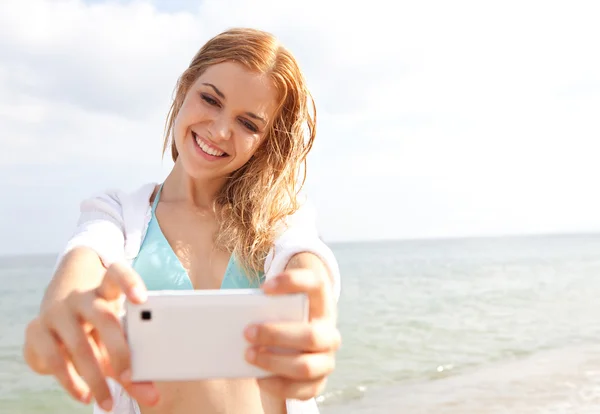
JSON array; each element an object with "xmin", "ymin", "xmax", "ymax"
[
  {"xmin": 132, "ymin": 385, "xmax": 160, "ymax": 404},
  {"xmin": 131, "ymin": 287, "xmax": 147, "ymax": 302},
  {"xmin": 245, "ymin": 347, "xmax": 257, "ymax": 363},
  {"xmin": 80, "ymin": 391, "xmax": 91, "ymax": 403},
  {"xmin": 263, "ymin": 278, "xmax": 278, "ymax": 291},
  {"xmin": 245, "ymin": 325, "xmax": 257, "ymax": 341},
  {"xmin": 120, "ymin": 369, "xmax": 131, "ymax": 383},
  {"xmin": 100, "ymin": 398, "xmax": 113, "ymax": 411},
  {"xmin": 143, "ymin": 387, "xmax": 160, "ymax": 403}
]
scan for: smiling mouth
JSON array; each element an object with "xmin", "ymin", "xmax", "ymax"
[{"xmin": 192, "ymin": 132, "xmax": 229, "ymax": 157}]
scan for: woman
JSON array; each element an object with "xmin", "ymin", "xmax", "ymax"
[{"xmin": 23, "ymin": 28, "xmax": 341, "ymax": 414}]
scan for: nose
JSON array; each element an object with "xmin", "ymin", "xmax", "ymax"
[{"xmin": 208, "ymin": 113, "xmax": 232, "ymax": 141}]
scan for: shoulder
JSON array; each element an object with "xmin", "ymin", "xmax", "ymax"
[
  {"xmin": 78, "ymin": 182, "xmax": 157, "ymax": 220},
  {"xmin": 61, "ymin": 182, "xmax": 158, "ymax": 267}
]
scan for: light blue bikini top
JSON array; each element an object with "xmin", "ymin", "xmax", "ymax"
[{"xmin": 132, "ymin": 184, "xmax": 264, "ymax": 291}]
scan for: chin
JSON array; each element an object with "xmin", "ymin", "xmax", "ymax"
[{"xmin": 180, "ymin": 156, "xmax": 226, "ymax": 181}]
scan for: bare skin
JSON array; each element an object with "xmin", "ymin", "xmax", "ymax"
[
  {"xmin": 23, "ymin": 185, "xmax": 336, "ymax": 414},
  {"xmin": 23, "ymin": 239, "xmax": 337, "ymax": 414},
  {"xmin": 23, "ymin": 61, "xmax": 340, "ymax": 413},
  {"xmin": 138, "ymin": 185, "xmax": 286, "ymax": 414}
]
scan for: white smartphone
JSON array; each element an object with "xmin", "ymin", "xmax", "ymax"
[{"xmin": 124, "ymin": 289, "xmax": 308, "ymax": 382}]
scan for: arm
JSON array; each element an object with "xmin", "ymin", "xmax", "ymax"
[
  {"xmin": 42, "ymin": 191, "xmax": 127, "ymax": 311},
  {"xmin": 41, "ymin": 247, "xmax": 106, "ymax": 313},
  {"xmin": 285, "ymin": 252, "xmax": 330, "ymax": 282},
  {"xmin": 249, "ymin": 251, "xmax": 341, "ymax": 401},
  {"xmin": 25, "ymin": 190, "xmax": 158, "ymax": 411},
  {"xmin": 249, "ymin": 203, "xmax": 341, "ymax": 402},
  {"xmin": 265, "ymin": 200, "xmax": 341, "ymax": 302}
]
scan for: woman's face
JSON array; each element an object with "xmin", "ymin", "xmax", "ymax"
[{"xmin": 173, "ymin": 61, "xmax": 278, "ymax": 182}]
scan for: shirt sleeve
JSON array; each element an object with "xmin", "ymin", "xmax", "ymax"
[
  {"xmin": 57, "ymin": 190, "xmax": 126, "ymax": 269},
  {"xmin": 264, "ymin": 199, "xmax": 341, "ymax": 302}
]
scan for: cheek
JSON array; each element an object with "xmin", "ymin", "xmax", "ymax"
[
  {"xmin": 238, "ymin": 136, "xmax": 263, "ymax": 160},
  {"xmin": 173, "ymin": 99, "xmax": 197, "ymax": 134},
  {"xmin": 173, "ymin": 115, "xmax": 183, "ymax": 140},
  {"xmin": 173, "ymin": 109, "xmax": 187, "ymax": 139},
  {"xmin": 173, "ymin": 114, "xmax": 193, "ymax": 148}
]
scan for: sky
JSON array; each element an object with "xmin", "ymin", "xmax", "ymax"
[{"xmin": 1, "ymin": 0, "xmax": 599, "ymax": 255}]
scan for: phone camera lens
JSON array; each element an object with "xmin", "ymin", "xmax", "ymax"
[{"xmin": 141, "ymin": 310, "xmax": 152, "ymax": 321}]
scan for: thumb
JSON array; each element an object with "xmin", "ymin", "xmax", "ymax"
[{"xmin": 95, "ymin": 262, "xmax": 147, "ymax": 304}]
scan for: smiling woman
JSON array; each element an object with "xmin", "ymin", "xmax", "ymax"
[{"xmin": 22, "ymin": 28, "xmax": 341, "ymax": 414}]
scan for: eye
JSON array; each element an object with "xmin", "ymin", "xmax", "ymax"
[
  {"xmin": 239, "ymin": 118, "xmax": 259, "ymax": 133},
  {"xmin": 201, "ymin": 94, "xmax": 220, "ymax": 107}
]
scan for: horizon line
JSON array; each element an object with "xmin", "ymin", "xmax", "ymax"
[{"xmin": 3, "ymin": 230, "xmax": 600, "ymax": 258}]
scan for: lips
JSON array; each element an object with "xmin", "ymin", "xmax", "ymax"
[{"xmin": 192, "ymin": 132, "xmax": 228, "ymax": 157}]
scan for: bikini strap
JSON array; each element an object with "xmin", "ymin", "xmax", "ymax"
[{"xmin": 151, "ymin": 183, "xmax": 164, "ymax": 212}]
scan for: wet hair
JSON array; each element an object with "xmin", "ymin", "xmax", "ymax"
[{"xmin": 162, "ymin": 28, "xmax": 316, "ymax": 277}]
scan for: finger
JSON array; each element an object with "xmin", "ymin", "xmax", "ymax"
[
  {"xmin": 46, "ymin": 309, "xmax": 113, "ymax": 411},
  {"xmin": 95, "ymin": 262, "xmax": 147, "ymax": 304},
  {"xmin": 257, "ymin": 376, "xmax": 328, "ymax": 401},
  {"xmin": 24, "ymin": 319, "xmax": 52, "ymax": 375},
  {"xmin": 90, "ymin": 330, "xmax": 160, "ymax": 407},
  {"xmin": 246, "ymin": 347, "xmax": 335, "ymax": 380},
  {"xmin": 78, "ymin": 297, "xmax": 130, "ymax": 380},
  {"xmin": 90, "ymin": 329, "xmax": 114, "ymax": 378},
  {"xmin": 244, "ymin": 321, "xmax": 341, "ymax": 353},
  {"xmin": 124, "ymin": 382, "xmax": 161, "ymax": 407},
  {"xmin": 262, "ymin": 269, "xmax": 335, "ymax": 321},
  {"xmin": 61, "ymin": 360, "xmax": 93, "ymax": 404},
  {"xmin": 24, "ymin": 320, "xmax": 91, "ymax": 402}
]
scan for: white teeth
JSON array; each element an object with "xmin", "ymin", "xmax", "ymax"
[{"xmin": 195, "ymin": 135, "xmax": 225, "ymax": 157}]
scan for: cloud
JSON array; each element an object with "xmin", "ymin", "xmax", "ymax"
[
  {"xmin": 0, "ymin": 0, "xmax": 203, "ymax": 116},
  {"xmin": 1, "ymin": 0, "xmax": 600, "ymax": 253}
]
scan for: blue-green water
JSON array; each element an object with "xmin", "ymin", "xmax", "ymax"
[{"xmin": 2, "ymin": 235, "xmax": 600, "ymax": 413}]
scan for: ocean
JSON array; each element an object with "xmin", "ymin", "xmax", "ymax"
[{"xmin": 1, "ymin": 235, "xmax": 600, "ymax": 413}]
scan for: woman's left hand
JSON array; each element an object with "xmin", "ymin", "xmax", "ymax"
[{"xmin": 244, "ymin": 267, "xmax": 341, "ymax": 401}]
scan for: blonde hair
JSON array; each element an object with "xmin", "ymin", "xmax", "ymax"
[{"xmin": 162, "ymin": 28, "xmax": 316, "ymax": 278}]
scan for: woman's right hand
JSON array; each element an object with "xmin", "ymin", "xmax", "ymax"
[{"xmin": 23, "ymin": 262, "xmax": 160, "ymax": 411}]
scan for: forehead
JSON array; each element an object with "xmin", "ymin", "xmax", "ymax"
[{"xmin": 194, "ymin": 62, "xmax": 278, "ymax": 119}]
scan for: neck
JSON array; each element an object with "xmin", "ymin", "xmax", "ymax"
[{"xmin": 162, "ymin": 160, "xmax": 227, "ymax": 209}]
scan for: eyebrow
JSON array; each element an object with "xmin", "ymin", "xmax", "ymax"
[
  {"xmin": 202, "ymin": 82, "xmax": 267, "ymax": 125},
  {"xmin": 203, "ymin": 83, "xmax": 225, "ymax": 99},
  {"xmin": 245, "ymin": 112, "xmax": 266, "ymax": 124}
]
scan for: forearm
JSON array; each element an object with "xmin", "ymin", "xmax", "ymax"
[
  {"xmin": 41, "ymin": 247, "xmax": 106, "ymax": 313},
  {"xmin": 285, "ymin": 252, "xmax": 332, "ymax": 285},
  {"xmin": 43, "ymin": 192, "xmax": 126, "ymax": 313}
]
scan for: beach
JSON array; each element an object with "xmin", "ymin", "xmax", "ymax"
[{"xmin": 2, "ymin": 234, "xmax": 600, "ymax": 413}]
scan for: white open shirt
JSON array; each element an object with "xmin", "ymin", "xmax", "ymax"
[{"xmin": 56, "ymin": 182, "xmax": 341, "ymax": 414}]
